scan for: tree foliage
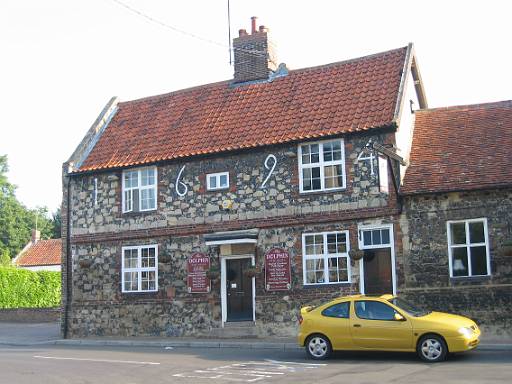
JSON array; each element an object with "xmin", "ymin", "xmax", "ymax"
[{"xmin": 0, "ymin": 155, "xmax": 60, "ymax": 259}]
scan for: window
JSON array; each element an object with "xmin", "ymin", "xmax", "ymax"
[
  {"xmin": 122, "ymin": 245, "xmax": 158, "ymax": 292},
  {"xmin": 298, "ymin": 139, "xmax": 346, "ymax": 192},
  {"xmin": 207, "ymin": 172, "xmax": 229, "ymax": 191},
  {"xmin": 361, "ymin": 227, "xmax": 391, "ymax": 248},
  {"xmin": 447, "ymin": 218, "xmax": 490, "ymax": 277},
  {"xmin": 322, "ymin": 302, "xmax": 350, "ymax": 318},
  {"xmin": 355, "ymin": 301, "xmax": 397, "ymax": 321},
  {"xmin": 122, "ymin": 167, "xmax": 157, "ymax": 213},
  {"xmin": 302, "ymin": 231, "xmax": 350, "ymax": 285}
]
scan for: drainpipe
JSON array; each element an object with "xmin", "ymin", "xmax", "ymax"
[{"xmin": 63, "ymin": 173, "xmax": 72, "ymax": 339}]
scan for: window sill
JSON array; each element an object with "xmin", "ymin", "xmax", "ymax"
[
  {"xmin": 121, "ymin": 290, "xmax": 159, "ymax": 295},
  {"xmin": 303, "ymin": 282, "xmax": 352, "ymax": 288},
  {"xmin": 299, "ymin": 188, "xmax": 347, "ymax": 196},
  {"xmin": 449, "ymin": 275, "xmax": 491, "ymax": 283},
  {"xmin": 122, "ymin": 209, "xmax": 157, "ymax": 217}
]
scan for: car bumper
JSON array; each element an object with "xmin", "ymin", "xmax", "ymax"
[
  {"xmin": 297, "ymin": 331, "xmax": 306, "ymax": 347},
  {"xmin": 447, "ymin": 334, "xmax": 480, "ymax": 353}
]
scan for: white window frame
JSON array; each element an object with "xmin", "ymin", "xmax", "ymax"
[
  {"xmin": 206, "ymin": 171, "xmax": 230, "ymax": 191},
  {"xmin": 122, "ymin": 166, "xmax": 157, "ymax": 213},
  {"xmin": 302, "ymin": 230, "xmax": 351, "ymax": 286},
  {"xmin": 121, "ymin": 244, "xmax": 158, "ymax": 293},
  {"xmin": 447, "ymin": 218, "xmax": 491, "ymax": 278},
  {"xmin": 298, "ymin": 138, "xmax": 346, "ymax": 193}
]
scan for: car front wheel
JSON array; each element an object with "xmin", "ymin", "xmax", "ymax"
[
  {"xmin": 417, "ymin": 334, "xmax": 448, "ymax": 362},
  {"xmin": 305, "ymin": 334, "xmax": 332, "ymax": 360}
]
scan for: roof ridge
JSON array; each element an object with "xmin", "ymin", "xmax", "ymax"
[
  {"xmin": 416, "ymin": 99, "xmax": 512, "ymax": 114},
  {"xmin": 287, "ymin": 45, "xmax": 408, "ymax": 75},
  {"xmin": 119, "ymin": 79, "xmax": 232, "ymax": 105},
  {"xmin": 118, "ymin": 46, "xmax": 408, "ymax": 106}
]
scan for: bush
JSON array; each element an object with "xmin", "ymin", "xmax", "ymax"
[{"xmin": 0, "ymin": 267, "xmax": 61, "ymax": 308}]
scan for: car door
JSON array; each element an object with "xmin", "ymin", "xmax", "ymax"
[
  {"xmin": 317, "ymin": 301, "xmax": 353, "ymax": 350},
  {"xmin": 350, "ymin": 300, "xmax": 413, "ymax": 350}
]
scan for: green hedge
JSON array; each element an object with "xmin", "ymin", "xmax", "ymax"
[{"xmin": 0, "ymin": 267, "xmax": 61, "ymax": 308}]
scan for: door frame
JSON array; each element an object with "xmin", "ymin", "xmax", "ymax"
[
  {"xmin": 220, "ymin": 254, "xmax": 255, "ymax": 326},
  {"xmin": 357, "ymin": 223, "xmax": 396, "ymax": 295}
]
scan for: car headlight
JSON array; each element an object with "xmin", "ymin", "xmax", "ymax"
[{"xmin": 458, "ymin": 327, "xmax": 473, "ymax": 338}]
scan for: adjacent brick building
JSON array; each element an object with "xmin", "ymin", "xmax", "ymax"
[
  {"xmin": 62, "ymin": 20, "xmax": 511, "ymax": 338},
  {"xmin": 14, "ymin": 230, "xmax": 61, "ymax": 272},
  {"xmin": 400, "ymin": 101, "xmax": 512, "ymax": 336}
]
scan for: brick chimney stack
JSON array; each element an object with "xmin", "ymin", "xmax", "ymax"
[
  {"xmin": 232, "ymin": 17, "xmax": 278, "ymax": 83},
  {"xmin": 31, "ymin": 229, "xmax": 40, "ymax": 244}
]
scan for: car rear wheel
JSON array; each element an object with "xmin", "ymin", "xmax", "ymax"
[
  {"xmin": 417, "ymin": 334, "xmax": 447, "ymax": 362},
  {"xmin": 305, "ymin": 334, "xmax": 332, "ymax": 360}
]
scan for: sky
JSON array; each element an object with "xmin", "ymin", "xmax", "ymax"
[{"xmin": 1, "ymin": 0, "xmax": 511, "ymax": 213}]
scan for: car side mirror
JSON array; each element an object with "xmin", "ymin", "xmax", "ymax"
[{"xmin": 394, "ymin": 312, "xmax": 405, "ymax": 321}]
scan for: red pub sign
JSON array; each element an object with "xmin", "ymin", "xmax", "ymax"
[
  {"xmin": 187, "ymin": 253, "xmax": 210, "ymax": 293},
  {"xmin": 264, "ymin": 248, "xmax": 291, "ymax": 291}
]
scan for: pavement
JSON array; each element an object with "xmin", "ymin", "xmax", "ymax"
[{"xmin": 1, "ymin": 321, "xmax": 512, "ymax": 351}]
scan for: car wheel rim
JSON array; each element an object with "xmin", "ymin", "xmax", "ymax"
[
  {"xmin": 421, "ymin": 339, "xmax": 442, "ymax": 360},
  {"xmin": 308, "ymin": 337, "xmax": 328, "ymax": 357}
]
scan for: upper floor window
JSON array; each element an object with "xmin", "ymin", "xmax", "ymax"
[
  {"xmin": 122, "ymin": 167, "xmax": 157, "ymax": 213},
  {"xmin": 447, "ymin": 218, "xmax": 490, "ymax": 278},
  {"xmin": 302, "ymin": 231, "xmax": 350, "ymax": 285},
  {"xmin": 207, "ymin": 172, "xmax": 229, "ymax": 191},
  {"xmin": 122, "ymin": 244, "xmax": 158, "ymax": 293},
  {"xmin": 298, "ymin": 139, "xmax": 346, "ymax": 193}
]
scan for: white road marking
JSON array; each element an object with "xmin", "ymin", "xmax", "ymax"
[
  {"xmin": 265, "ymin": 359, "xmax": 327, "ymax": 367},
  {"xmin": 172, "ymin": 359, "xmax": 325, "ymax": 382},
  {"xmin": 33, "ymin": 355, "xmax": 160, "ymax": 365}
]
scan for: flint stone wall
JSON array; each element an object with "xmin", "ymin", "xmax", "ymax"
[
  {"xmin": 400, "ymin": 189, "xmax": 512, "ymax": 336},
  {"xmin": 68, "ymin": 217, "xmax": 402, "ymax": 338},
  {"xmin": 69, "ymin": 132, "xmax": 395, "ymax": 236}
]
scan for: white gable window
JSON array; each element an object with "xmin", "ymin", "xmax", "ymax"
[
  {"xmin": 122, "ymin": 167, "xmax": 157, "ymax": 213},
  {"xmin": 207, "ymin": 172, "xmax": 229, "ymax": 191},
  {"xmin": 298, "ymin": 139, "xmax": 346, "ymax": 193},
  {"xmin": 302, "ymin": 231, "xmax": 351, "ymax": 285},
  {"xmin": 447, "ymin": 218, "xmax": 490, "ymax": 278},
  {"xmin": 122, "ymin": 245, "xmax": 158, "ymax": 292}
]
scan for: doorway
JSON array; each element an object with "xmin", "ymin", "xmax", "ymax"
[
  {"xmin": 363, "ymin": 248, "xmax": 393, "ymax": 294},
  {"xmin": 358, "ymin": 224, "xmax": 396, "ymax": 295},
  {"xmin": 224, "ymin": 258, "xmax": 254, "ymax": 322}
]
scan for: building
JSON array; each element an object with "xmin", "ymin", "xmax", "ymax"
[
  {"xmin": 61, "ymin": 19, "xmax": 511, "ymax": 338},
  {"xmin": 13, "ymin": 230, "xmax": 61, "ymax": 272},
  {"xmin": 400, "ymin": 101, "xmax": 512, "ymax": 335}
]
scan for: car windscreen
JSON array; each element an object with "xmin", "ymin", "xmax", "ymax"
[{"xmin": 389, "ymin": 297, "xmax": 430, "ymax": 317}]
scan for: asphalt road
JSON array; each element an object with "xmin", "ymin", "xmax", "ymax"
[{"xmin": 1, "ymin": 344, "xmax": 511, "ymax": 384}]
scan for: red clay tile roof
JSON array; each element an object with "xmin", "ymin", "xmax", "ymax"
[
  {"xmin": 15, "ymin": 239, "xmax": 62, "ymax": 267},
  {"xmin": 402, "ymin": 100, "xmax": 512, "ymax": 195},
  {"xmin": 77, "ymin": 46, "xmax": 409, "ymax": 172}
]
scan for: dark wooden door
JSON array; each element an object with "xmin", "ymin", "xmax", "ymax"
[
  {"xmin": 226, "ymin": 258, "xmax": 253, "ymax": 321},
  {"xmin": 363, "ymin": 248, "xmax": 393, "ymax": 295}
]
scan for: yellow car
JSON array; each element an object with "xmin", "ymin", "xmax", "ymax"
[{"xmin": 298, "ymin": 294, "xmax": 480, "ymax": 362}]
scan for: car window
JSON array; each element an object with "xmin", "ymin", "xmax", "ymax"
[
  {"xmin": 355, "ymin": 301, "xmax": 397, "ymax": 321},
  {"xmin": 321, "ymin": 302, "xmax": 350, "ymax": 318}
]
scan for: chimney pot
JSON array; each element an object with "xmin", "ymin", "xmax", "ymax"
[
  {"xmin": 251, "ymin": 16, "xmax": 257, "ymax": 34},
  {"xmin": 31, "ymin": 229, "xmax": 40, "ymax": 244},
  {"xmin": 259, "ymin": 25, "xmax": 267, "ymax": 33},
  {"xmin": 238, "ymin": 29, "xmax": 248, "ymax": 37}
]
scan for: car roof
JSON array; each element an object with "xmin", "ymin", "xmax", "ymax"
[{"xmin": 335, "ymin": 294, "xmax": 395, "ymax": 301}]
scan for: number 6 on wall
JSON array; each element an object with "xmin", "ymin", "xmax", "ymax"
[{"xmin": 175, "ymin": 165, "xmax": 188, "ymax": 197}]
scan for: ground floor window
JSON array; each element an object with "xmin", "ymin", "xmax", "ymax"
[
  {"xmin": 447, "ymin": 218, "xmax": 490, "ymax": 277},
  {"xmin": 302, "ymin": 231, "xmax": 350, "ymax": 285},
  {"xmin": 121, "ymin": 244, "xmax": 158, "ymax": 292}
]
